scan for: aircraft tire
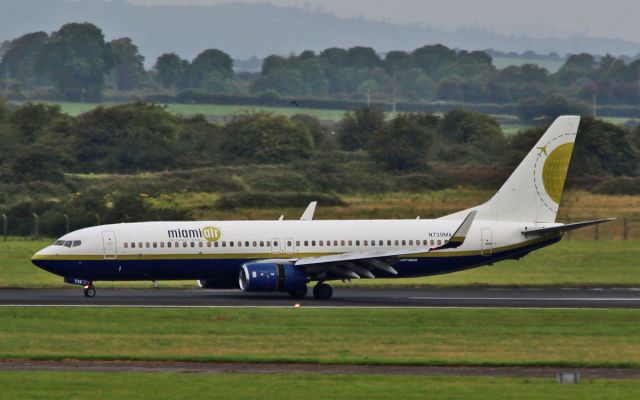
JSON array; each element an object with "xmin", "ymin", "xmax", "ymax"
[
  {"xmin": 312, "ymin": 283, "xmax": 333, "ymax": 300},
  {"xmin": 84, "ymin": 287, "xmax": 96, "ymax": 298},
  {"xmin": 288, "ymin": 286, "xmax": 308, "ymax": 299}
]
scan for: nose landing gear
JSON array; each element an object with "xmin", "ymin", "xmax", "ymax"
[{"xmin": 83, "ymin": 284, "xmax": 96, "ymax": 298}]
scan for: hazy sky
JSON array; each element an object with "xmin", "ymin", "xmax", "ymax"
[{"xmin": 130, "ymin": 0, "xmax": 640, "ymax": 41}]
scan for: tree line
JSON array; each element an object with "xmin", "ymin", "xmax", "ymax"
[
  {"xmin": 1, "ymin": 98, "xmax": 639, "ymax": 235},
  {"xmin": 2, "ymin": 22, "xmax": 640, "ymax": 114}
]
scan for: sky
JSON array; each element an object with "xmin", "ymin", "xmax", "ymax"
[{"xmin": 129, "ymin": 0, "xmax": 640, "ymax": 42}]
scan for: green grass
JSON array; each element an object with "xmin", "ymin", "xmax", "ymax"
[
  {"xmin": 3, "ymin": 239, "xmax": 639, "ymax": 288},
  {"xmin": 0, "ymin": 372, "xmax": 638, "ymax": 400},
  {"xmin": 54, "ymin": 101, "xmax": 348, "ymax": 120},
  {"xmin": 0, "ymin": 308, "xmax": 638, "ymax": 367}
]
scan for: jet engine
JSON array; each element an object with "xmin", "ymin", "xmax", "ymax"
[{"xmin": 239, "ymin": 263, "xmax": 307, "ymax": 293}]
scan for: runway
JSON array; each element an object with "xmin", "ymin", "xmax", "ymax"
[{"xmin": 0, "ymin": 287, "xmax": 639, "ymax": 308}]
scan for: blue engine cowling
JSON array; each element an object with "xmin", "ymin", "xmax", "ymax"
[{"xmin": 239, "ymin": 263, "xmax": 307, "ymax": 292}]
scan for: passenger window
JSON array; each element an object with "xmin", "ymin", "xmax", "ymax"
[
  {"xmin": 238, "ymin": 241, "xmax": 242, "ymax": 247},
  {"xmin": 153, "ymin": 242, "xmax": 158, "ymax": 248},
  {"xmin": 379, "ymin": 240, "xmax": 383, "ymax": 246},
  {"xmin": 355, "ymin": 240, "xmax": 360, "ymax": 246},
  {"xmin": 160, "ymin": 242, "xmax": 165, "ymax": 248},
  {"xmin": 183, "ymin": 242, "xmax": 188, "ymax": 248},
  {"xmin": 430, "ymin": 240, "xmax": 435, "ymax": 246},
  {"xmin": 167, "ymin": 242, "xmax": 171, "ymax": 248},
  {"xmin": 274, "ymin": 241, "xmax": 278, "ymax": 247},
  {"xmin": 438, "ymin": 240, "xmax": 442, "ymax": 245},
  {"xmin": 304, "ymin": 241, "xmax": 309, "ymax": 246},
  {"xmin": 266, "ymin": 241, "xmax": 271, "ymax": 247},
  {"xmin": 214, "ymin": 242, "xmax": 219, "ymax": 247},
  {"xmin": 363, "ymin": 240, "xmax": 368, "ymax": 246},
  {"xmin": 387, "ymin": 240, "xmax": 391, "ymax": 246},
  {"xmin": 222, "ymin": 241, "xmax": 227, "ymax": 247},
  {"xmin": 340, "ymin": 240, "xmax": 345, "ymax": 246},
  {"xmin": 348, "ymin": 240, "xmax": 353, "ymax": 246},
  {"xmin": 395, "ymin": 240, "xmax": 399, "ymax": 246},
  {"xmin": 409, "ymin": 240, "xmax": 413, "ymax": 246},
  {"xmin": 230, "ymin": 242, "xmax": 234, "ymax": 247},
  {"xmin": 296, "ymin": 241, "xmax": 300, "ymax": 247},
  {"xmin": 319, "ymin": 241, "xmax": 323, "ymax": 246},
  {"xmin": 124, "ymin": 242, "xmax": 129, "ymax": 249},
  {"xmin": 260, "ymin": 241, "xmax": 265, "ymax": 247},
  {"xmin": 207, "ymin": 242, "xmax": 211, "ymax": 248},
  {"xmin": 333, "ymin": 240, "xmax": 338, "ymax": 246},
  {"xmin": 253, "ymin": 241, "xmax": 257, "ymax": 247},
  {"xmin": 423, "ymin": 240, "xmax": 428, "ymax": 245},
  {"xmin": 131, "ymin": 242, "xmax": 136, "ymax": 248},
  {"xmin": 312, "ymin": 241, "xmax": 316, "ymax": 246},
  {"xmin": 138, "ymin": 242, "xmax": 143, "ymax": 249},
  {"xmin": 190, "ymin": 242, "xmax": 195, "ymax": 248},
  {"xmin": 145, "ymin": 243, "xmax": 150, "ymax": 248}
]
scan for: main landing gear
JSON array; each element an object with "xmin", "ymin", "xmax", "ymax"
[
  {"xmin": 83, "ymin": 284, "xmax": 96, "ymax": 298},
  {"xmin": 287, "ymin": 282, "xmax": 334, "ymax": 300},
  {"xmin": 312, "ymin": 282, "xmax": 333, "ymax": 300}
]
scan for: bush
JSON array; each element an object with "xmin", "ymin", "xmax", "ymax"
[{"xmin": 593, "ymin": 177, "xmax": 640, "ymax": 195}]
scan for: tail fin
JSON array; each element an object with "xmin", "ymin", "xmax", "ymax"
[{"xmin": 443, "ymin": 116, "xmax": 580, "ymax": 223}]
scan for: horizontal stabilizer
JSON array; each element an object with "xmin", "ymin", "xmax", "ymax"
[{"xmin": 522, "ymin": 218, "xmax": 616, "ymax": 236}]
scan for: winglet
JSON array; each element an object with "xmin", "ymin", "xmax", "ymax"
[
  {"xmin": 437, "ymin": 211, "xmax": 477, "ymax": 250},
  {"xmin": 300, "ymin": 201, "xmax": 317, "ymax": 221}
]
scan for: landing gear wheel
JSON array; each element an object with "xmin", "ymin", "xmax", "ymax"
[
  {"xmin": 84, "ymin": 286, "xmax": 96, "ymax": 298},
  {"xmin": 288, "ymin": 286, "xmax": 308, "ymax": 299},
  {"xmin": 312, "ymin": 283, "xmax": 333, "ymax": 300}
]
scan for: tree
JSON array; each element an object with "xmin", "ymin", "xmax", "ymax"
[
  {"xmin": 190, "ymin": 49, "xmax": 233, "ymax": 87},
  {"xmin": 73, "ymin": 103, "xmax": 178, "ymax": 172},
  {"xmin": 37, "ymin": 23, "xmax": 113, "ymax": 101},
  {"xmin": 109, "ymin": 38, "xmax": 146, "ymax": 91},
  {"xmin": 368, "ymin": 113, "xmax": 433, "ymax": 170},
  {"xmin": 0, "ymin": 32, "xmax": 49, "ymax": 89},
  {"xmin": 154, "ymin": 53, "xmax": 189, "ymax": 90},
  {"xmin": 251, "ymin": 68, "xmax": 310, "ymax": 97},
  {"xmin": 337, "ymin": 105, "xmax": 385, "ymax": 151},
  {"xmin": 345, "ymin": 47, "xmax": 381, "ymax": 69},
  {"xmin": 220, "ymin": 112, "xmax": 314, "ymax": 163},
  {"xmin": 411, "ymin": 44, "xmax": 457, "ymax": 77},
  {"xmin": 437, "ymin": 109, "xmax": 507, "ymax": 162}
]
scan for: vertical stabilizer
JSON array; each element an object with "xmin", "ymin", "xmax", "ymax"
[{"xmin": 443, "ymin": 116, "xmax": 580, "ymax": 223}]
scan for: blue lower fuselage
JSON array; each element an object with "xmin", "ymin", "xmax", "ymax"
[{"xmin": 32, "ymin": 236, "xmax": 560, "ymax": 286}]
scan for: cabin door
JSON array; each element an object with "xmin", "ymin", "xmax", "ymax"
[
  {"xmin": 284, "ymin": 238, "xmax": 295, "ymax": 257},
  {"xmin": 102, "ymin": 231, "xmax": 118, "ymax": 259},
  {"xmin": 480, "ymin": 228, "xmax": 493, "ymax": 256},
  {"xmin": 271, "ymin": 238, "xmax": 281, "ymax": 254}
]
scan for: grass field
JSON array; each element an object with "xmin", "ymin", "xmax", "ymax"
[
  {"xmin": 55, "ymin": 101, "xmax": 348, "ymax": 120},
  {"xmin": 0, "ymin": 372, "xmax": 637, "ymax": 400},
  {"xmin": 0, "ymin": 307, "xmax": 638, "ymax": 367},
  {"xmin": 3, "ymin": 239, "xmax": 640, "ymax": 288}
]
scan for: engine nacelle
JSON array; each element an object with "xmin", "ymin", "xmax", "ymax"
[{"xmin": 239, "ymin": 263, "xmax": 307, "ymax": 292}]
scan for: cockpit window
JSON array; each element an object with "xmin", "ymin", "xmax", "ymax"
[
  {"xmin": 63, "ymin": 241, "xmax": 72, "ymax": 247},
  {"xmin": 54, "ymin": 240, "xmax": 64, "ymax": 246},
  {"xmin": 72, "ymin": 240, "xmax": 82, "ymax": 247}
]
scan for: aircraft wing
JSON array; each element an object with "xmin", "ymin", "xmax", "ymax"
[
  {"xmin": 522, "ymin": 218, "xmax": 615, "ymax": 236},
  {"xmin": 293, "ymin": 211, "xmax": 476, "ymax": 279}
]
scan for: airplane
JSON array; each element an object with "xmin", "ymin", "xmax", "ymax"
[{"xmin": 32, "ymin": 116, "xmax": 613, "ymax": 300}]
